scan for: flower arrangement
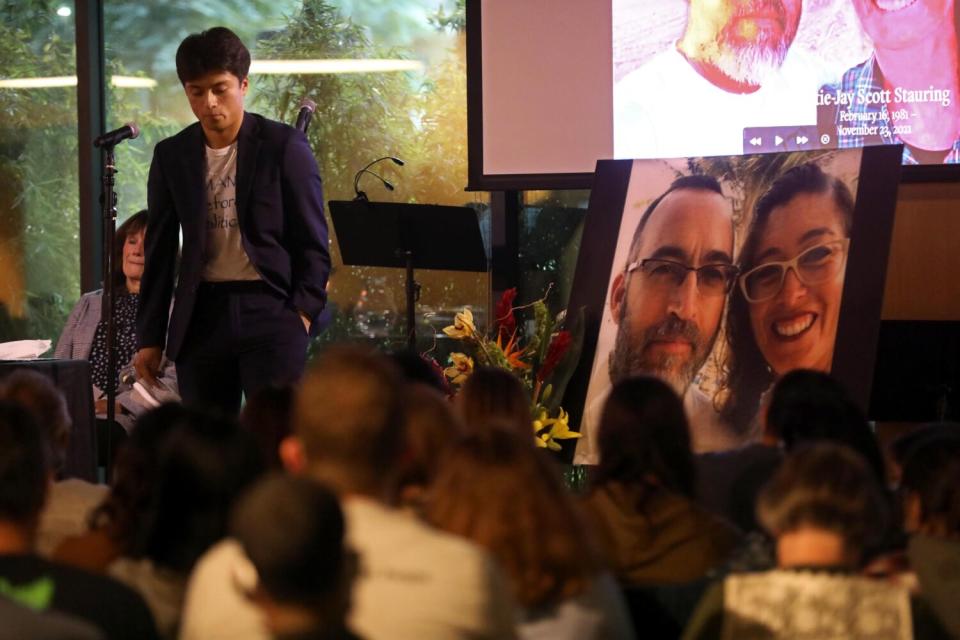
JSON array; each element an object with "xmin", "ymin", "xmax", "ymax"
[{"xmin": 439, "ymin": 287, "xmax": 583, "ymax": 452}]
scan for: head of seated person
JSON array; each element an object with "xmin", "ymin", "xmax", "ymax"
[
  {"xmin": 231, "ymin": 473, "xmax": 356, "ymax": 638},
  {"xmin": 130, "ymin": 406, "xmax": 265, "ymax": 574},
  {"xmin": 89, "ymin": 404, "xmax": 264, "ymax": 573},
  {"xmin": 0, "ymin": 369, "xmax": 70, "ymax": 479},
  {"xmin": 0, "ymin": 401, "xmax": 53, "ymax": 551},
  {"xmin": 426, "ymin": 426, "xmax": 602, "ymax": 611},
  {"xmin": 289, "ymin": 345, "xmax": 405, "ymax": 500},
  {"xmin": 114, "ymin": 210, "xmax": 148, "ymax": 295},
  {"xmin": 455, "ymin": 366, "xmax": 532, "ymax": 440},
  {"xmin": 766, "ymin": 369, "xmax": 887, "ymax": 485},
  {"xmin": 393, "ymin": 383, "xmax": 464, "ymax": 512},
  {"xmin": 899, "ymin": 436, "xmax": 960, "ymax": 539},
  {"xmin": 889, "ymin": 422, "xmax": 960, "ymax": 487},
  {"xmin": 757, "ymin": 443, "xmax": 889, "ymax": 569},
  {"xmin": 593, "ymin": 374, "xmax": 696, "ymax": 500}
]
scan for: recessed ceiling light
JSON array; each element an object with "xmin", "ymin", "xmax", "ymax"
[
  {"xmin": 0, "ymin": 75, "xmax": 157, "ymax": 89},
  {"xmin": 249, "ymin": 59, "xmax": 424, "ymax": 75}
]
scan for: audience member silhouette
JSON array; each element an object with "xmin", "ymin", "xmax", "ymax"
[
  {"xmin": 428, "ymin": 427, "xmax": 634, "ymax": 639},
  {"xmin": 583, "ymin": 376, "xmax": 741, "ymax": 586},
  {"xmin": 0, "ymin": 401, "xmax": 157, "ymax": 640},
  {"xmin": 455, "ymin": 366, "xmax": 532, "ymax": 439},
  {"xmin": 394, "ymin": 383, "xmax": 464, "ymax": 513},
  {"xmin": 683, "ymin": 444, "xmax": 949, "ymax": 639},
  {"xmin": 766, "ymin": 369, "xmax": 887, "ymax": 484},
  {"xmin": 179, "ymin": 345, "xmax": 517, "ymax": 640},
  {"xmin": 231, "ymin": 474, "xmax": 362, "ymax": 640},
  {"xmin": 0, "ymin": 370, "xmax": 108, "ymax": 555},
  {"xmin": 56, "ymin": 405, "xmax": 265, "ymax": 636},
  {"xmin": 899, "ymin": 435, "xmax": 960, "ymax": 636}
]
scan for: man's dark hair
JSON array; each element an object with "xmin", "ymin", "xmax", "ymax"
[
  {"xmin": 722, "ymin": 162, "xmax": 855, "ymax": 431},
  {"xmin": 0, "ymin": 401, "xmax": 51, "ymax": 524},
  {"xmin": 593, "ymin": 375, "xmax": 696, "ymax": 498},
  {"xmin": 625, "ymin": 174, "xmax": 725, "ymax": 262},
  {"xmin": 175, "ymin": 26, "xmax": 251, "ymax": 85},
  {"xmin": 295, "ymin": 345, "xmax": 405, "ymax": 496},
  {"xmin": 232, "ymin": 474, "xmax": 348, "ymax": 608}
]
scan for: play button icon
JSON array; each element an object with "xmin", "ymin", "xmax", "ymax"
[{"xmin": 774, "ymin": 135, "xmax": 784, "ymax": 146}]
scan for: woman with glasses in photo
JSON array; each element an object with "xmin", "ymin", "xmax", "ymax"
[{"xmin": 721, "ymin": 161, "xmax": 854, "ymax": 434}]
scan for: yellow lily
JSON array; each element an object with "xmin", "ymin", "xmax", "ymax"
[
  {"xmin": 442, "ymin": 308, "xmax": 477, "ymax": 339},
  {"xmin": 532, "ymin": 408, "xmax": 580, "ymax": 451},
  {"xmin": 443, "ymin": 352, "xmax": 474, "ymax": 385}
]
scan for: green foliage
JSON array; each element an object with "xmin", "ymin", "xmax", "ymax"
[
  {"xmin": 688, "ymin": 151, "xmax": 835, "ymax": 232},
  {"xmin": 428, "ymin": 0, "xmax": 465, "ymax": 33},
  {"xmin": 520, "ymin": 205, "xmax": 587, "ymax": 315},
  {"xmin": 0, "ymin": 0, "xmax": 79, "ymax": 342},
  {"xmin": 250, "ymin": 1, "xmax": 417, "ymax": 201},
  {"xmin": 0, "ymin": 0, "xmax": 482, "ymax": 349}
]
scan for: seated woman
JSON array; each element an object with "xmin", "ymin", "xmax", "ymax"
[
  {"xmin": 721, "ymin": 162, "xmax": 854, "ymax": 434},
  {"xmin": 427, "ymin": 427, "xmax": 634, "ymax": 639},
  {"xmin": 583, "ymin": 375, "xmax": 741, "ymax": 587},
  {"xmin": 55, "ymin": 210, "xmax": 174, "ymax": 431},
  {"xmin": 683, "ymin": 443, "xmax": 950, "ymax": 639}
]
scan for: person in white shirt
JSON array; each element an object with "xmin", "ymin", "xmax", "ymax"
[
  {"xmin": 179, "ymin": 346, "xmax": 517, "ymax": 640},
  {"xmin": 614, "ymin": 0, "xmax": 823, "ymax": 159}
]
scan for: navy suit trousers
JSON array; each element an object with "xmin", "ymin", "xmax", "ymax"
[{"xmin": 175, "ymin": 281, "xmax": 309, "ymax": 416}]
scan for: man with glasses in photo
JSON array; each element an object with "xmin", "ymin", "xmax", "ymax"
[{"xmin": 576, "ymin": 174, "xmax": 740, "ymax": 462}]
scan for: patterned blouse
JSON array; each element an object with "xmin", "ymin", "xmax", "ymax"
[{"xmin": 88, "ymin": 292, "xmax": 139, "ymax": 392}]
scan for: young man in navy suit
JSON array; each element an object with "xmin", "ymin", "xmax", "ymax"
[{"xmin": 135, "ymin": 27, "xmax": 329, "ymax": 414}]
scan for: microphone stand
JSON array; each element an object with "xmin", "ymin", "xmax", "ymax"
[{"xmin": 99, "ymin": 144, "xmax": 119, "ymax": 481}]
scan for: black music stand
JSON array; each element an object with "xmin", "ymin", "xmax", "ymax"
[{"xmin": 329, "ymin": 201, "xmax": 488, "ymax": 349}]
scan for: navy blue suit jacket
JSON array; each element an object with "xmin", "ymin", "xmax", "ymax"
[{"xmin": 137, "ymin": 112, "xmax": 330, "ymax": 360}]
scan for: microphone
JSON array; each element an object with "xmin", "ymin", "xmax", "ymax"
[
  {"xmin": 353, "ymin": 156, "xmax": 404, "ymax": 201},
  {"xmin": 294, "ymin": 98, "xmax": 316, "ymax": 134},
  {"xmin": 94, "ymin": 122, "xmax": 140, "ymax": 148}
]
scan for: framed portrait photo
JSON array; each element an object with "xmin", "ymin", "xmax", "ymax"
[{"xmin": 566, "ymin": 145, "xmax": 903, "ymax": 463}]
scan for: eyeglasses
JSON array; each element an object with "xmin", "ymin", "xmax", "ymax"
[
  {"xmin": 626, "ymin": 258, "xmax": 739, "ymax": 297},
  {"xmin": 739, "ymin": 238, "xmax": 850, "ymax": 303}
]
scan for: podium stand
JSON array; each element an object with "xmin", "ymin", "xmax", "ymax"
[{"xmin": 329, "ymin": 201, "xmax": 488, "ymax": 349}]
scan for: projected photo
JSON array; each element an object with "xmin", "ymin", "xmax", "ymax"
[
  {"xmin": 612, "ymin": 0, "xmax": 960, "ymax": 165},
  {"xmin": 564, "ymin": 147, "xmax": 902, "ymax": 464}
]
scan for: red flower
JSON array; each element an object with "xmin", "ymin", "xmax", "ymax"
[
  {"xmin": 494, "ymin": 287, "xmax": 518, "ymax": 339},
  {"xmin": 537, "ymin": 331, "xmax": 572, "ymax": 383}
]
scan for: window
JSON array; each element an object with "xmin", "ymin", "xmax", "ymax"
[{"xmin": 0, "ymin": 2, "xmax": 79, "ymax": 344}]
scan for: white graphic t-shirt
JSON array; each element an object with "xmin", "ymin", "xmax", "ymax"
[{"xmin": 203, "ymin": 142, "xmax": 260, "ymax": 281}]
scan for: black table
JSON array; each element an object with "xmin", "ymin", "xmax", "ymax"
[{"xmin": 0, "ymin": 360, "xmax": 97, "ymax": 481}]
